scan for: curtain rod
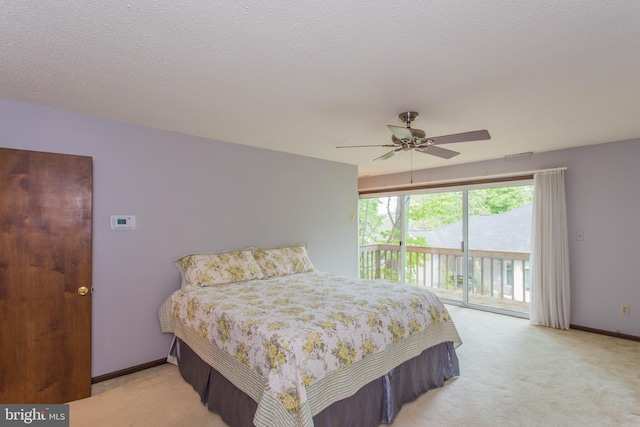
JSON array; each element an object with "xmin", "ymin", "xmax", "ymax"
[
  {"xmin": 470, "ymin": 166, "xmax": 567, "ymax": 181},
  {"xmin": 358, "ymin": 166, "xmax": 567, "ymax": 195},
  {"xmin": 516, "ymin": 166, "xmax": 567, "ymax": 174}
]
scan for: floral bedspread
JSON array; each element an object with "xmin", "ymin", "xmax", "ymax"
[{"xmin": 166, "ymin": 271, "xmax": 460, "ymax": 426}]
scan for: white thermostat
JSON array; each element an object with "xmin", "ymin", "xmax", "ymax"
[{"xmin": 111, "ymin": 215, "xmax": 136, "ymax": 230}]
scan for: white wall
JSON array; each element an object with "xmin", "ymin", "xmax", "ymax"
[
  {"xmin": 360, "ymin": 139, "xmax": 640, "ymax": 337},
  {"xmin": 0, "ymin": 99, "xmax": 359, "ymax": 376}
]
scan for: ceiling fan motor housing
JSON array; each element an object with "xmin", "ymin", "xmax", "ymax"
[{"xmin": 399, "ymin": 111, "xmax": 419, "ymax": 126}]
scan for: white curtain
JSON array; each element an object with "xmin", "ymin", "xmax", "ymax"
[{"xmin": 530, "ymin": 169, "xmax": 571, "ymax": 329}]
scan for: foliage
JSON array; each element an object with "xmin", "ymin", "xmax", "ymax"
[
  {"xmin": 358, "ymin": 198, "xmax": 382, "ymax": 245},
  {"xmin": 407, "ymin": 192, "xmax": 462, "ymax": 230},
  {"xmin": 468, "ymin": 186, "xmax": 534, "ymax": 215},
  {"xmin": 360, "ymin": 185, "xmax": 534, "ymax": 242},
  {"xmin": 406, "ymin": 186, "xmax": 534, "ymax": 230}
]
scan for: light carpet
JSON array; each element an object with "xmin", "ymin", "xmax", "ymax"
[{"xmin": 69, "ymin": 306, "xmax": 640, "ymax": 426}]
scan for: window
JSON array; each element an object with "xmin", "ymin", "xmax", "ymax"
[{"xmin": 359, "ymin": 179, "xmax": 533, "ymax": 316}]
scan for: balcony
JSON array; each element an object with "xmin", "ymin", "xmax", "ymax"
[{"xmin": 359, "ymin": 244, "xmax": 530, "ymax": 314}]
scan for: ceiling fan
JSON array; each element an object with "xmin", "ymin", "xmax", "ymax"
[{"xmin": 337, "ymin": 112, "xmax": 491, "ymax": 161}]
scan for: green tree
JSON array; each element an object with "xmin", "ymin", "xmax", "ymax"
[
  {"xmin": 406, "ymin": 185, "xmax": 533, "ymax": 230},
  {"xmin": 407, "ymin": 192, "xmax": 462, "ymax": 230},
  {"xmin": 468, "ymin": 186, "xmax": 533, "ymax": 215},
  {"xmin": 358, "ymin": 198, "xmax": 382, "ymax": 244},
  {"xmin": 380, "ymin": 196, "xmax": 402, "ymax": 244}
]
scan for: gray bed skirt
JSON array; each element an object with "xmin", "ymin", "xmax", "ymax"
[{"xmin": 173, "ymin": 338, "xmax": 459, "ymax": 427}]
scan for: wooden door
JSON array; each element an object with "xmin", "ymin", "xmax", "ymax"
[{"xmin": 0, "ymin": 147, "xmax": 93, "ymax": 403}]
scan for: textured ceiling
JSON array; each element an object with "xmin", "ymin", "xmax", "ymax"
[{"xmin": 2, "ymin": 1, "xmax": 640, "ymax": 177}]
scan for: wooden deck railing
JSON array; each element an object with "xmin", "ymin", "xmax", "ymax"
[{"xmin": 359, "ymin": 244, "xmax": 530, "ymax": 305}]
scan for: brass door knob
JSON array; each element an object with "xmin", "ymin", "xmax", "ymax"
[{"xmin": 78, "ymin": 286, "xmax": 89, "ymax": 296}]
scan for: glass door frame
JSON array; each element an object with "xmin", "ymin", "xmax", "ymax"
[{"xmin": 360, "ymin": 179, "xmax": 532, "ymax": 319}]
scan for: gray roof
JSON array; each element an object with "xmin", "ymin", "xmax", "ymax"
[{"xmin": 410, "ymin": 203, "xmax": 532, "ymax": 252}]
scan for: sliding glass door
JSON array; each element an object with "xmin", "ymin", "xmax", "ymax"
[
  {"xmin": 358, "ymin": 195, "xmax": 403, "ymax": 282},
  {"xmin": 406, "ymin": 192, "xmax": 464, "ymax": 303},
  {"xmin": 467, "ymin": 185, "xmax": 532, "ymax": 313},
  {"xmin": 359, "ymin": 181, "xmax": 533, "ymax": 316}
]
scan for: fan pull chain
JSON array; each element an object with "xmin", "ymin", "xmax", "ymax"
[{"xmin": 410, "ymin": 150, "xmax": 414, "ymax": 184}]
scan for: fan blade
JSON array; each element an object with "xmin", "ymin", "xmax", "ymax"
[
  {"xmin": 387, "ymin": 125, "xmax": 425, "ymax": 140},
  {"xmin": 427, "ymin": 129, "xmax": 490, "ymax": 145},
  {"xmin": 336, "ymin": 144, "xmax": 397, "ymax": 148},
  {"xmin": 416, "ymin": 145, "xmax": 460, "ymax": 159},
  {"xmin": 374, "ymin": 148, "xmax": 402, "ymax": 161}
]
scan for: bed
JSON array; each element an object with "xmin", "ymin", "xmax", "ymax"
[{"xmin": 158, "ymin": 244, "xmax": 461, "ymax": 427}]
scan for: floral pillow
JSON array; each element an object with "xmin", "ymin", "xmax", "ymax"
[
  {"xmin": 253, "ymin": 244, "xmax": 315, "ymax": 278},
  {"xmin": 174, "ymin": 250, "xmax": 264, "ymax": 287}
]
